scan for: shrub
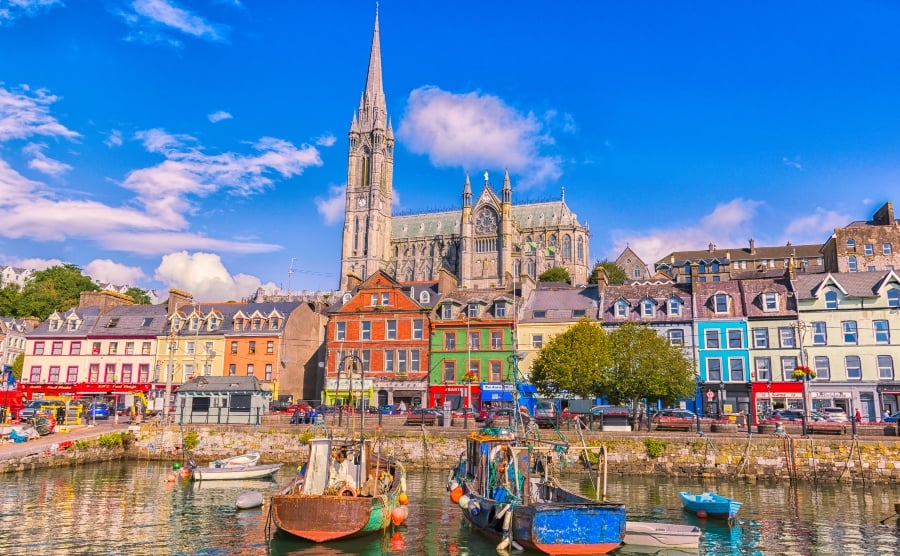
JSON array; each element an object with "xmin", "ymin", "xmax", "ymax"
[
  {"xmin": 182, "ymin": 431, "xmax": 200, "ymax": 451},
  {"xmin": 644, "ymin": 438, "xmax": 667, "ymax": 458}
]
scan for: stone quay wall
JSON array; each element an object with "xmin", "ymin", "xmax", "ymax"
[{"xmin": 122, "ymin": 423, "xmax": 900, "ymax": 484}]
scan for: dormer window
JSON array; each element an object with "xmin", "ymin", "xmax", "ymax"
[
  {"xmin": 49, "ymin": 319, "xmax": 61, "ymax": 331},
  {"xmin": 441, "ymin": 304, "xmax": 452, "ymax": 319},
  {"xmin": 342, "ymin": 293, "xmax": 352, "ymax": 303},
  {"xmin": 825, "ymin": 290, "xmax": 839, "ymax": 310},
  {"xmin": 419, "ymin": 291, "xmax": 431, "ymax": 304},
  {"xmin": 887, "ymin": 288, "xmax": 899, "ymax": 308},
  {"xmin": 713, "ymin": 294, "xmax": 728, "ymax": 314},
  {"xmin": 615, "ymin": 300, "xmax": 629, "ymax": 318},
  {"xmin": 641, "ymin": 299, "xmax": 655, "ymax": 318},
  {"xmin": 668, "ymin": 297, "xmax": 682, "ymax": 316},
  {"xmin": 495, "ymin": 302, "xmax": 507, "ymax": 317},
  {"xmin": 67, "ymin": 319, "xmax": 79, "ymax": 331},
  {"xmin": 467, "ymin": 304, "xmax": 479, "ymax": 318},
  {"xmin": 189, "ymin": 317, "xmax": 199, "ymax": 330},
  {"xmin": 208, "ymin": 316, "xmax": 220, "ymax": 330},
  {"xmin": 762, "ymin": 292, "xmax": 778, "ymax": 312}
]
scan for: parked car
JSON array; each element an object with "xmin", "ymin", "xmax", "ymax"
[
  {"xmin": 533, "ymin": 401, "xmax": 558, "ymax": 428},
  {"xmin": 767, "ymin": 409, "xmax": 805, "ymax": 422},
  {"xmin": 818, "ymin": 407, "xmax": 849, "ymax": 422},
  {"xmin": 477, "ymin": 407, "xmax": 513, "ymax": 424},
  {"xmin": 404, "ymin": 408, "xmax": 444, "ymax": 426},
  {"xmin": 451, "ymin": 407, "xmax": 476, "ymax": 419},
  {"xmin": 651, "ymin": 408, "xmax": 698, "ymax": 422},
  {"xmin": 18, "ymin": 400, "xmax": 63, "ymax": 421},
  {"xmin": 378, "ymin": 404, "xmax": 398, "ymax": 415},
  {"xmin": 86, "ymin": 402, "xmax": 111, "ymax": 420},
  {"xmin": 884, "ymin": 411, "xmax": 900, "ymax": 423}
]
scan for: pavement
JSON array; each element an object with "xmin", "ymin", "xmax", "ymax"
[{"xmin": 0, "ymin": 419, "xmax": 134, "ymax": 461}]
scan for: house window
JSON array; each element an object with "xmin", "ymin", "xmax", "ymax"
[
  {"xmin": 668, "ymin": 297, "xmax": 681, "ymax": 316},
  {"xmin": 842, "ymin": 321, "xmax": 858, "ymax": 344},
  {"xmin": 888, "ymin": 289, "xmax": 900, "ymax": 308},
  {"xmin": 727, "ymin": 329, "xmax": 742, "ymax": 348},
  {"xmin": 705, "ymin": 329, "xmax": 720, "ymax": 349},
  {"xmin": 29, "ymin": 366, "xmax": 41, "ymax": 383},
  {"xmin": 615, "ymin": 300, "xmax": 628, "ymax": 318},
  {"xmin": 491, "ymin": 331, "xmax": 503, "ymax": 349},
  {"xmin": 228, "ymin": 364, "xmax": 236, "ymax": 376},
  {"xmin": 397, "ymin": 351, "xmax": 408, "ymax": 374},
  {"xmin": 336, "ymin": 322, "xmax": 346, "ymax": 341},
  {"xmin": 370, "ymin": 294, "xmax": 378, "ymax": 306},
  {"xmin": 410, "ymin": 350, "xmax": 420, "ymax": 372},
  {"xmin": 729, "ymin": 358, "xmax": 745, "ymax": 381},
  {"xmin": 461, "ymin": 329, "xmax": 477, "ymax": 351},
  {"xmin": 186, "ymin": 342, "xmax": 195, "ymax": 355},
  {"xmin": 848, "ymin": 256, "xmax": 858, "ymax": 272},
  {"xmin": 184, "ymin": 364, "xmax": 194, "ymax": 379},
  {"xmin": 865, "ymin": 244, "xmax": 874, "ymax": 256},
  {"xmin": 142, "ymin": 341, "xmax": 151, "ymax": 355},
  {"xmin": 247, "ymin": 364, "xmax": 254, "ymax": 377},
  {"xmin": 780, "ymin": 356, "xmax": 798, "ymax": 381},
  {"xmin": 713, "ymin": 294, "xmax": 728, "ymax": 313},
  {"xmin": 121, "ymin": 364, "xmax": 133, "ymax": 382},
  {"xmin": 573, "ymin": 309, "xmax": 586, "ymax": 318},
  {"xmin": 868, "ymin": 266, "xmax": 877, "ymax": 272},
  {"xmin": 755, "ymin": 357, "xmax": 772, "ymax": 381},
  {"xmin": 104, "ymin": 363, "xmax": 116, "ymax": 382},
  {"xmin": 248, "ymin": 341, "xmax": 256, "ymax": 354},
  {"xmin": 360, "ymin": 350, "xmax": 371, "ymax": 371},
  {"xmin": 265, "ymin": 364, "xmax": 273, "ymax": 380},
  {"xmin": 386, "ymin": 320, "xmax": 397, "ymax": 340},
  {"xmin": 412, "ymin": 319, "xmax": 423, "ymax": 340},
  {"xmin": 495, "ymin": 303, "xmax": 507, "ymax": 317},
  {"xmin": 385, "ymin": 351, "xmax": 395, "ymax": 372},
  {"xmin": 641, "ymin": 299, "xmax": 655, "ymax": 318},
  {"xmin": 33, "ymin": 341, "xmax": 45, "ymax": 355},
  {"xmin": 668, "ymin": 329, "xmax": 684, "ymax": 346},
  {"xmin": 533, "ymin": 310, "xmax": 547, "ymax": 318},
  {"xmin": 468, "ymin": 359, "xmax": 480, "ymax": 376},
  {"xmin": 444, "ymin": 332, "xmax": 456, "ymax": 350},
  {"xmin": 467, "ymin": 304, "xmax": 479, "ymax": 318},
  {"xmin": 66, "ymin": 366, "xmax": 78, "ymax": 382},
  {"xmin": 381, "ymin": 293, "xmax": 390, "ymax": 305},
  {"xmin": 762, "ymin": 292, "xmax": 777, "ymax": 311},
  {"xmin": 814, "ymin": 356, "xmax": 831, "ymax": 380},
  {"xmin": 884, "ymin": 243, "xmax": 893, "ymax": 255},
  {"xmin": 49, "ymin": 366, "xmax": 60, "ymax": 383},
  {"xmin": 109, "ymin": 342, "xmax": 118, "ymax": 355},
  {"xmin": 419, "ymin": 291, "xmax": 431, "ymax": 304},
  {"xmin": 443, "ymin": 360, "xmax": 455, "ymax": 382},
  {"xmin": 267, "ymin": 340, "xmax": 274, "ymax": 354},
  {"xmin": 779, "ymin": 327, "xmax": 796, "ymax": 348},
  {"xmin": 230, "ymin": 341, "xmax": 238, "ymax": 354},
  {"xmin": 877, "ymin": 355, "xmax": 894, "ymax": 379},
  {"xmin": 825, "ymin": 291, "xmax": 839, "ymax": 310},
  {"xmin": 874, "ymin": 320, "xmax": 891, "ymax": 343},
  {"xmin": 846, "ymin": 238, "xmax": 856, "ymax": 251},
  {"xmin": 92, "ymin": 342, "xmax": 101, "ymax": 355},
  {"xmin": 88, "ymin": 364, "xmax": 99, "ymax": 382},
  {"xmin": 845, "ymin": 355, "xmax": 862, "ymax": 380},
  {"xmin": 70, "ymin": 342, "xmax": 82, "ymax": 356},
  {"xmin": 490, "ymin": 361, "xmax": 502, "ymax": 382},
  {"xmin": 707, "ymin": 358, "xmax": 722, "ymax": 381},
  {"xmin": 532, "ymin": 334, "xmax": 543, "ymax": 349},
  {"xmin": 139, "ymin": 364, "xmax": 150, "ymax": 381},
  {"xmin": 441, "ymin": 304, "xmax": 453, "ymax": 319},
  {"xmin": 361, "ymin": 321, "xmax": 371, "ymax": 340},
  {"xmin": 752, "ymin": 328, "xmax": 769, "ymax": 349},
  {"xmin": 812, "ymin": 321, "xmax": 827, "ymax": 345},
  {"xmin": 51, "ymin": 341, "xmax": 63, "ymax": 355}
]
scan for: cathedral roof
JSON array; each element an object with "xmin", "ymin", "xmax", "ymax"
[
  {"xmin": 392, "ymin": 211, "xmax": 460, "ymax": 240},
  {"xmin": 511, "ymin": 201, "xmax": 581, "ymax": 229}
]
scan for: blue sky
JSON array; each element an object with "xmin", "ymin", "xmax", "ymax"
[{"xmin": 1, "ymin": 1, "xmax": 899, "ymax": 301}]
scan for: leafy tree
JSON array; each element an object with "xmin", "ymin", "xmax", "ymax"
[
  {"xmin": 589, "ymin": 260, "xmax": 626, "ymax": 285},
  {"xmin": 0, "ymin": 284, "xmax": 20, "ymax": 317},
  {"xmin": 537, "ymin": 266, "xmax": 572, "ymax": 284},
  {"xmin": 124, "ymin": 287, "xmax": 152, "ymax": 305},
  {"xmin": 530, "ymin": 319, "xmax": 612, "ymax": 398},
  {"xmin": 603, "ymin": 322, "xmax": 695, "ymax": 411},
  {"xmin": 12, "ymin": 353, "xmax": 23, "ymax": 381},
  {"xmin": 17, "ymin": 264, "xmax": 99, "ymax": 319}
]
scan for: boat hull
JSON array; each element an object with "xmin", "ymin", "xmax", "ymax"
[
  {"xmin": 271, "ymin": 493, "xmax": 397, "ymax": 542},
  {"xmin": 192, "ymin": 463, "xmax": 282, "ymax": 481},
  {"xmin": 679, "ymin": 491, "xmax": 742, "ymax": 520},
  {"xmin": 624, "ymin": 521, "xmax": 702, "ymax": 549}
]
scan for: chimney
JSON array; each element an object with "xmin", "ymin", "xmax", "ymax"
[
  {"xmin": 690, "ymin": 262, "xmax": 700, "ymax": 284},
  {"xmin": 785, "ymin": 257, "xmax": 797, "ymax": 280},
  {"xmin": 749, "ymin": 238, "xmax": 756, "ymax": 255},
  {"xmin": 167, "ymin": 288, "xmax": 193, "ymax": 315},
  {"xmin": 594, "ymin": 265, "xmax": 609, "ymax": 289},
  {"xmin": 873, "ymin": 201, "xmax": 895, "ymax": 226},
  {"xmin": 708, "ymin": 242, "xmax": 715, "ymax": 253},
  {"xmin": 437, "ymin": 268, "xmax": 458, "ymax": 295},
  {"xmin": 344, "ymin": 272, "xmax": 362, "ymax": 291},
  {"xmin": 79, "ymin": 290, "xmax": 133, "ymax": 314}
]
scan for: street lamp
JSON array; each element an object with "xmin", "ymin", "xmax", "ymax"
[
  {"xmin": 717, "ymin": 380, "xmax": 725, "ymax": 419},
  {"xmin": 507, "ymin": 351, "xmax": 526, "ymax": 429},
  {"xmin": 164, "ymin": 302, "xmax": 191, "ymax": 424},
  {"xmin": 337, "ymin": 353, "xmax": 365, "ymax": 429},
  {"xmin": 465, "ymin": 312, "xmax": 471, "ymax": 430}
]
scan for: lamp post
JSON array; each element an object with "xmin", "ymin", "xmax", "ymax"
[
  {"xmin": 337, "ymin": 353, "xmax": 365, "ymax": 429},
  {"xmin": 718, "ymin": 379, "xmax": 725, "ymax": 419},
  {"xmin": 465, "ymin": 313, "xmax": 471, "ymax": 430},
  {"xmin": 507, "ymin": 351, "xmax": 526, "ymax": 429}
]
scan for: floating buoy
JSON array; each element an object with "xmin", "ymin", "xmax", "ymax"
[
  {"xmin": 458, "ymin": 494, "xmax": 470, "ymax": 510},
  {"xmin": 236, "ymin": 491, "xmax": 264, "ymax": 510},
  {"xmin": 449, "ymin": 486, "xmax": 463, "ymax": 504},
  {"xmin": 179, "ymin": 468, "xmax": 191, "ymax": 478},
  {"xmin": 172, "ymin": 462, "xmax": 181, "ymax": 470},
  {"xmin": 696, "ymin": 510, "xmax": 708, "ymax": 519},
  {"xmin": 398, "ymin": 492, "xmax": 409, "ymax": 505},
  {"xmin": 165, "ymin": 473, "xmax": 176, "ymax": 483},
  {"xmin": 391, "ymin": 505, "xmax": 408, "ymax": 526},
  {"xmin": 468, "ymin": 499, "xmax": 481, "ymax": 516},
  {"xmin": 390, "ymin": 531, "xmax": 406, "ymax": 550}
]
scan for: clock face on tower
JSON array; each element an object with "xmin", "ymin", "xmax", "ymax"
[{"xmin": 357, "ymin": 196, "xmax": 367, "ymax": 208}]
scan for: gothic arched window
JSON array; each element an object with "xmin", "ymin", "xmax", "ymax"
[
  {"xmin": 563, "ymin": 235, "xmax": 572, "ymax": 260},
  {"xmin": 577, "ymin": 237, "xmax": 584, "ymax": 261}
]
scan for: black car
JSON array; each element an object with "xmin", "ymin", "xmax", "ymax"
[
  {"xmin": 404, "ymin": 408, "xmax": 445, "ymax": 426},
  {"xmin": 651, "ymin": 408, "xmax": 698, "ymax": 422}
]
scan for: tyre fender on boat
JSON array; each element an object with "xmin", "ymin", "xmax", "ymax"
[{"xmin": 337, "ymin": 485, "xmax": 357, "ymax": 497}]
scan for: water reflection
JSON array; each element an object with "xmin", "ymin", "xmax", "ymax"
[{"xmin": 1, "ymin": 462, "xmax": 900, "ymax": 555}]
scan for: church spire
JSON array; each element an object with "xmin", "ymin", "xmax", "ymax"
[
  {"xmin": 463, "ymin": 174, "xmax": 472, "ymax": 207},
  {"xmin": 502, "ymin": 168, "xmax": 511, "ymax": 203},
  {"xmin": 360, "ymin": 10, "xmax": 386, "ymax": 129}
]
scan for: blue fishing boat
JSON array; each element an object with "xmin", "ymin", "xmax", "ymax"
[
  {"xmin": 679, "ymin": 491, "xmax": 742, "ymax": 520},
  {"xmin": 448, "ymin": 428, "xmax": 626, "ymax": 554}
]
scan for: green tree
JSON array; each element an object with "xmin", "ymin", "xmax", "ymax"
[
  {"xmin": 537, "ymin": 266, "xmax": 572, "ymax": 284},
  {"xmin": 0, "ymin": 284, "xmax": 20, "ymax": 317},
  {"xmin": 124, "ymin": 287, "xmax": 152, "ymax": 305},
  {"xmin": 12, "ymin": 353, "xmax": 23, "ymax": 381},
  {"xmin": 603, "ymin": 322, "xmax": 695, "ymax": 411},
  {"xmin": 17, "ymin": 264, "xmax": 100, "ymax": 319},
  {"xmin": 589, "ymin": 260, "xmax": 626, "ymax": 285},
  {"xmin": 529, "ymin": 319, "xmax": 612, "ymax": 398}
]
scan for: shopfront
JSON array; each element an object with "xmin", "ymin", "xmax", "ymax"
[
  {"xmin": 752, "ymin": 381, "xmax": 803, "ymax": 424},
  {"xmin": 429, "ymin": 384, "xmax": 481, "ymax": 411},
  {"xmin": 374, "ymin": 379, "xmax": 427, "ymax": 409},
  {"xmin": 323, "ymin": 377, "xmax": 374, "ymax": 408}
]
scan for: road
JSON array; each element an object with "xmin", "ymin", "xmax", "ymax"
[{"xmin": 0, "ymin": 420, "xmax": 133, "ymax": 462}]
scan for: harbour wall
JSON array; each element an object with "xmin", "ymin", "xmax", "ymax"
[{"xmin": 126, "ymin": 424, "xmax": 900, "ymax": 484}]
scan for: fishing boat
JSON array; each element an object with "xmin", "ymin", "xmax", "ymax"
[
  {"xmin": 679, "ymin": 491, "xmax": 742, "ymax": 520},
  {"xmin": 269, "ymin": 435, "xmax": 408, "ymax": 542},
  {"xmin": 623, "ymin": 521, "xmax": 702, "ymax": 549},
  {"xmin": 207, "ymin": 451, "xmax": 260, "ymax": 468},
  {"xmin": 447, "ymin": 427, "xmax": 626, "ymax": 554},
  {"xmin": 190, "ymin": 462, "xmax": 282, "ymax": 481}
]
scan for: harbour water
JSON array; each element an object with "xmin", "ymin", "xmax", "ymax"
[{"xmin": 1, "ymin": 460, "xmax": 900, "ymax": 555}]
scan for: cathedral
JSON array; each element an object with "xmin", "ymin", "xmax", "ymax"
[{"xmin": 339, "ymin": 14, "xmax": 591, "ymax": 291}]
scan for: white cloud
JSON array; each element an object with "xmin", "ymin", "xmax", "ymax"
[
  {"xmin": 608, "ymin": 199, "xmax": 765, "ymax": 265},
  {"xmin": 84, "ymin": 259, "xmax": 145, "ymax": 285},
  {"xmin": 23, "ymin": 142, "xmax": 72, "ymax": 176},
  {"xmin": 0, "ymin": 86, "xmax": 80, "ymax": 142},
  {"xmin": 315, "ymin": 134, "xmax": 336, "ymax": 147},
  {"xmin": 9, "ymin": 257, "xmax": 66, "ymax": 271},
  {"xmin": 316, "ymin": 184, "xmax": 345, "ymax": 224},
  {"xmin": 154, "ymin": 251, "xmax": 274, "ymax": 301},
  {"xmin": 105, "ymin": 129, "xmax": 123, "ymax": 147},
  {"xmin": 0, "ymin": 0, "xmax": 62, "ymax": 25},
  {"xmin": 397, "ymin": 86, "xmax": 562, "ymax": 188},
  {"xmin": 118, "ymin": 0, "xmax": 229, "ymax": 45},
  {"xmin": 208, "ymin": 110, "xmax": 232, "ymax": 123},
  {"xmin": 782, "ymin": 156, "xmax": 803, "ymax": 170},
  {"xmin": 782, "ymin": 208, "xmax": 849, "ymax": 245}
]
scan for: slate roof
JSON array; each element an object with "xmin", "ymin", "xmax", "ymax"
[
  {"xmin": 792, "ymin": 271, "xmax": 900, "ymax": 300},
  {"xmin": 519, "ymin": 285, "xmax": 599, "ymax": 323},
  {"xmin": 30, "ymin": 307, "xmax": 101, "ymax": 337},
  {"xmin": 599, "ymin": 283, "xmax": 693, "ymax": 323},
  {"xmin": 692, "ymin": 280, "xmax": 746, "ymax": 319},
  {"xmin": 737, "ymin": 278, "xmax": 797, "ymax": 318},
  {"xmin": 91, "ymin": 304, "xmax": 169, "ymax": 337},
  {"xmin": 177, "ymin": 375, "xmax": 264, "ymax": 393},
  {"xmin": 656, "ymin": 243, "xmax": 822, "ymax": 267}
]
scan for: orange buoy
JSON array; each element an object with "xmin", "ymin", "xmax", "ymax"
[
  {"xmin": 696, "ymin": 510, "xmax": 708, "ymax": 518},
  {"xmin": 449, "ymin": 486, "xmax": 463, "ymax": 504},
  {"xmin": 165, "ymin": 473, "xmax": 176, "ymax": 482},
  {"xmin": 391, "ymin": 505, "xmax": 408, "ymax": 526},
  {"xmin": 390, "ymin": 531, "xmax": 406, "ymax": 550},
  {"xmin": 398, "ymin": 492, "xmax": 409, "ymax": 505}
]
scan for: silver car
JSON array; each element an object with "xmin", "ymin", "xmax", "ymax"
[{"xmin": 818, "ymin": 407, "xmax": 849, "ymax": 422}]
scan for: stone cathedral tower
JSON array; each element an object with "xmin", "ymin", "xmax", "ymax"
[{"xmin": 340, "ymin": 13, "xmax": 395, "ymax": 291}]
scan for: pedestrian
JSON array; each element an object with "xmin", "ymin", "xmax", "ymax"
[
  {"xmin": 854, "ymin": 408, "xmax": 862, "ymax": 423},
  {"xmin": 308, "ymin": 406, "xmax": 317, "ymax": 425},
  {"xmin": 884, "ymin": 409, "xmax": 893, "ymax": 421},
  {"xmin": 737, "ymin": 409, "xmax": 746, "ymax": 430},
  {"xmin": 398, "ymin": 401, "xmax": 407, "ymax": 413},
  {"xmin": 290, "ymin": 406, "xmax": 301, "ymax": 425}
]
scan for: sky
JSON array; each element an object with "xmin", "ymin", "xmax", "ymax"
[{"xmin": 2, "ymin": 1, "xmax": 900, "ymax": 302}]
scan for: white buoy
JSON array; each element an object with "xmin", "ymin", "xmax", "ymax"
[{"xmin": 236, "ymin": 491, "xmax": 264, "ymax": 510}]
